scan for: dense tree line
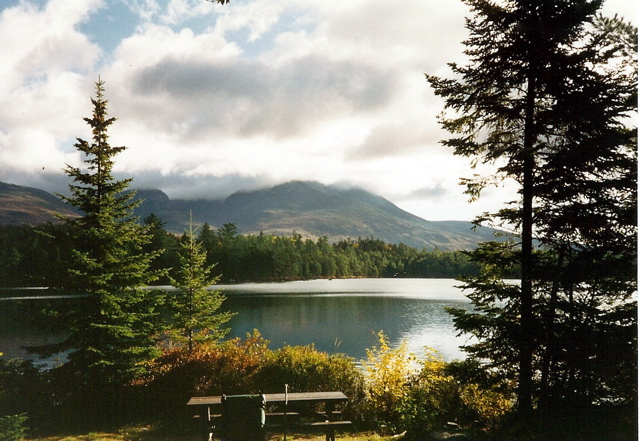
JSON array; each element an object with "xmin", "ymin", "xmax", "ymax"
[{"xmin": 0, "ymin": 219, "xmax": 480, "ymax": 288}]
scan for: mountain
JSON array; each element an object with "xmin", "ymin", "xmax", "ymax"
[
  {"xmin": 133, "ymin": 181, "xmax": 497, "ymax": 250},
  {"xmin": 0, "ymin": 181, "xmax": 76, "ymax": 225},
  {"xmin": 0, "ymin": 180, "xmax": 497, "ymax": 250}
]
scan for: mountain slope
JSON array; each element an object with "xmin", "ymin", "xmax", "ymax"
[
  {"xmin": 0, "ymin": 181, "xmax": 76, "ymax": 225},
  {"xmin": 0, "ymin": 180, "xmax": 497, "ymax": 250},
  {"xmin": 135, "ymin": 181, "xmax": 497, "ymax": 250}
]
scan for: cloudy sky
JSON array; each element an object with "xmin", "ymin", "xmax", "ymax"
[{"xmin": 1, "ymin": 0, "xmax": 636, "ymax": 221}]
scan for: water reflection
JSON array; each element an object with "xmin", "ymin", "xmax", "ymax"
[
  {"xmin": 221, "ymin": 279, "xmax": 473, "ymax": 361},
  {"xmin": 0, "ymin": 279, "xmax": 474, "ymax": 366}
]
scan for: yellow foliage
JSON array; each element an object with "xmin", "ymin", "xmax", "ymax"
[
  {"xmin": 362, "ymin": 331, "xmax": 512, "ymax": 433},
  {"xmin": 362, "ymin": 331, "xmax": 417, "ymax": 428},
  {"xmin": 460, "ymin": 383, "xmax": 512, "ymax": 428}
]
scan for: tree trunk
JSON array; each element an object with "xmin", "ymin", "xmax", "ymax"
[{"xmin": 517, "ymin": 52, "xmax": 537, "ymax": 416}]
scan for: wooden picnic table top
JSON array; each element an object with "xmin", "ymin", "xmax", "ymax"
[{"xmin": 187, "ymin": 391, "xmax": 348, "ymax": 407}]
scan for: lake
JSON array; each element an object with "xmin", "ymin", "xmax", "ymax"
[{"xmin": 0, "ymin": 279, "xmax": 474, "ymax": 367}]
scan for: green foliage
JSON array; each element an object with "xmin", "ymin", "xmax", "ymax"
[
  {"xmin": 0, "ymin": 223, "xmax": 72, "ymax": 287},
  {"xmin": 0, "ymin": 223, "xmax": 482, "ymax": 287},
  {"xmin": 166, "ymin": 219, "xmax": 234, "ymax": 352},
  {"xmin": 255, "ymin": 345, "xmax": 367, "ymax": 421},
  {"xmin": 199, "ymin": 231, "xmax": 480, "ymax": 283},
  {"xmin": 142, "ymin": 213, "xmax": 181, "ymax": 286},
  {"xmin": 401, "ymin": 354, "xmax": 512, "ymax": 435},
  {"xmin": 0, "ymin": 358, "xmax": 52, "ymax": 432},
  {"xmin": 256, "ymin": 345, "xmax": 353, "ymax": 392},
  {"xmin": 427, "ymin": 0, "xmax": 638, "ymax": 414},
  {"xmin": 33, "ymin": 79, "xmax": 167, "ymax": 427},
  {"xmin": 0, "ymin": 414, "xmax": 28, "ymax": 441}
]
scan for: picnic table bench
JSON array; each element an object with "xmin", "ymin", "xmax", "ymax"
[{"xmin": 187, "ymin": 391, "xmax": 352, "ymax": 441}]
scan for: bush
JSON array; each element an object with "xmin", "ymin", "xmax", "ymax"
[
  {"xmin": 399, "ymin": 350, "xmax": 464, "ymax": 432},
  {"xmin": 140, "ymin": 330, "xmax": 512, "ymax": 435},
  {"xmin": 361, "ymin": 332, "xmax": 513, "ymax": 436},
  {"xmin": 254, "ymin": 345, "xmax": 361, "ymax": 392},
  {"xmin": 362, "ymin": 331, "xmax": 417, "ymax": 433},
  {"xmin": 140, "ymin": 331, "xmax": 366, "ymax": 426},
  {"xmin": 0, "ymin": 414, "xmax": 28, "ymax": 441},
  {"xmin": 134, "ymin": 330, "xmax": 270, "ymax": 425},
  {"xmin": 401, "ymin": 354, "xmax": 512, "ymax": 437},
  {"xmin": 253, "ymin": 344, "xmax": 366, "ymax": 423},
  {"xmin": 0, "ymin": 358, "xmax": 55, "ymax": 434}
]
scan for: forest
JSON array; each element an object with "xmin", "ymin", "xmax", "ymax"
[{"xmin": 0, "ymin": 219, "xmax": 481, "ymax": 288}]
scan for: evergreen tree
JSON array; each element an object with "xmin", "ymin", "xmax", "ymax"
[
  {"xmin": 427, "ymin": 0, "xmax": 637, "ymax": 417},
  {"xmin": 143, "ymin": 213, "xmax": 181, "ymax": 284},
  {"xmin": 168, "ymin": 218, "xmax": 234, "ymax": 352},
  {"xmin": 43, "ymin": 79, "xmax": 166, "ymax": 424}
]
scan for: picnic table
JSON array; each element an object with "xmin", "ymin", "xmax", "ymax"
[{"xmin": 187, "ymin": 391, "xmax": 352, "ymax": 441}]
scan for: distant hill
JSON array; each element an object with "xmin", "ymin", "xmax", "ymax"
[
  {"xmin": 133, "ymin": 181, "xmax": 497, "ymax": 250},
  {"xmin": 0, "ymin": 180, "xmax": 497, "ymax": 250},
  {"xmin": 0, "ymin": 181, "xmax": 76, "ymax": 225}
]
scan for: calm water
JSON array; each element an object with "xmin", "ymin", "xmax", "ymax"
[{"xmin": 0, "ymin": 279, "xmax": 474, "ymax": 366}]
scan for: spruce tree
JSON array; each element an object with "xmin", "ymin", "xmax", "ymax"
[
  {"xmin": 47, "ymin": 79, "xmax": 165, "ymax": 424},
  {"xmin": 427, "ymin": 0, "xmax": 637, "ymax": 418},
  {"xmin": 168, "ymin": 218, "xmax": 234, "ymax": 352}
]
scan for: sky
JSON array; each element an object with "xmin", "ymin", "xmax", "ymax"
[{"xmin": 0, "ymin": 0, "xmax": 636, "ymax": 222}]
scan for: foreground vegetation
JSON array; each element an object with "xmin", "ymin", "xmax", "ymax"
[
  {"xmin": 1, "ymin": 332, "xmax": 513, "ymax": 440},
  {"xmin": 24, "ymin": 429, "xmax": 395, "ymax": 441},
  {"xmin": 2, "ymin": 332, "xmax": 635, "ymax": 440}
]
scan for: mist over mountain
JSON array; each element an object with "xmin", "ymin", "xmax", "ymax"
[
  {"xmin": 133, "ymin": 181, "xmax": 496, "ymax": 250},
  {"xmin": 0, "ymin": 179, "xmax": 496, "ymax": 250}
]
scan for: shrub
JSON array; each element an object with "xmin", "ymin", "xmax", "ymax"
[
  {"xmin": 399, "ymin": 349, "xmax": 464, "ymax": 433},
  {"xmin": 0, "ymin": 358, "xmax": 54, "ymax": 434},
  {"xmin": 254, "ymin": 345, "xmax": 361, "ymax": 392},
  {"xmin": 361, "ymin": 332, "xmax": 512, "ymax": 436},
  {"xmin": 139, "ymin": 331, "xmax": 367, "ymax": 426},
  {"xmin": 0, "ymin": 414, "xmax": 28, "ymax": 441},
  {"xmin": 253, "ymin": 345, "xmax": 367, "ymax": 423},
  {"xmin": 401, "ymin": 354, "xmax": 513, "ymax": 437},
  {"xmin": 361, "ymin": 331, "xmax": 417, "ymax": 433},
  {"xmin": 136, "ymin": 330, "xmax": 270, "ymax": 423}
]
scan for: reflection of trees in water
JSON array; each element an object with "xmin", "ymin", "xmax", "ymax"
[
  {"xmin": 0, "ymin": 296, "xmax": 78, "ymax": 365},
  {"xmin": 2, "ymin": 280, "xmax": 473, "ymax": 364}
]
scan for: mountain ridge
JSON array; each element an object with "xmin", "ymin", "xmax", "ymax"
[
  {"xmin": 133, "ymin": 180, "xmax": 496, "ymax": 250},
  {"xmin": 0, "ymin": 181, "xmax": 77, "ymax": 225},
  {"xmin": 0, "ymin": 180, "xmax": 496, "ymax": 250}
]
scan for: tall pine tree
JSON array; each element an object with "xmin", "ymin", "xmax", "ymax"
[
  {"xmin": 427, "ymin": 0, "xmax": 637, "ymax": 418},
  {"xmin": 45, "ymin": 79, "xmax": 165, "ymax": 424}
]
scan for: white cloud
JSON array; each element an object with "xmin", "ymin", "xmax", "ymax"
[
  {"xmin": 0, "ymin": 0, "xmax": 635, "ymax": 222},
  {"xmin": 0, "ymin": 0, "xmax": 100, "ymax": 92},
  {"xmin": 123, "ymin": 0, "xmax": 162, "ymax": 23},
  {"xmin": 213, "ymin": 0, "xmax": 284, "ymax": 42},
  {"xmin": 0, "ymin": 0, "xmax": 100, "ymax": 175}
]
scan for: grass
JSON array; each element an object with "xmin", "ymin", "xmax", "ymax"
[{"xmin": 25, "ymin": 426, "xmax": 393, "ymax": 441}]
